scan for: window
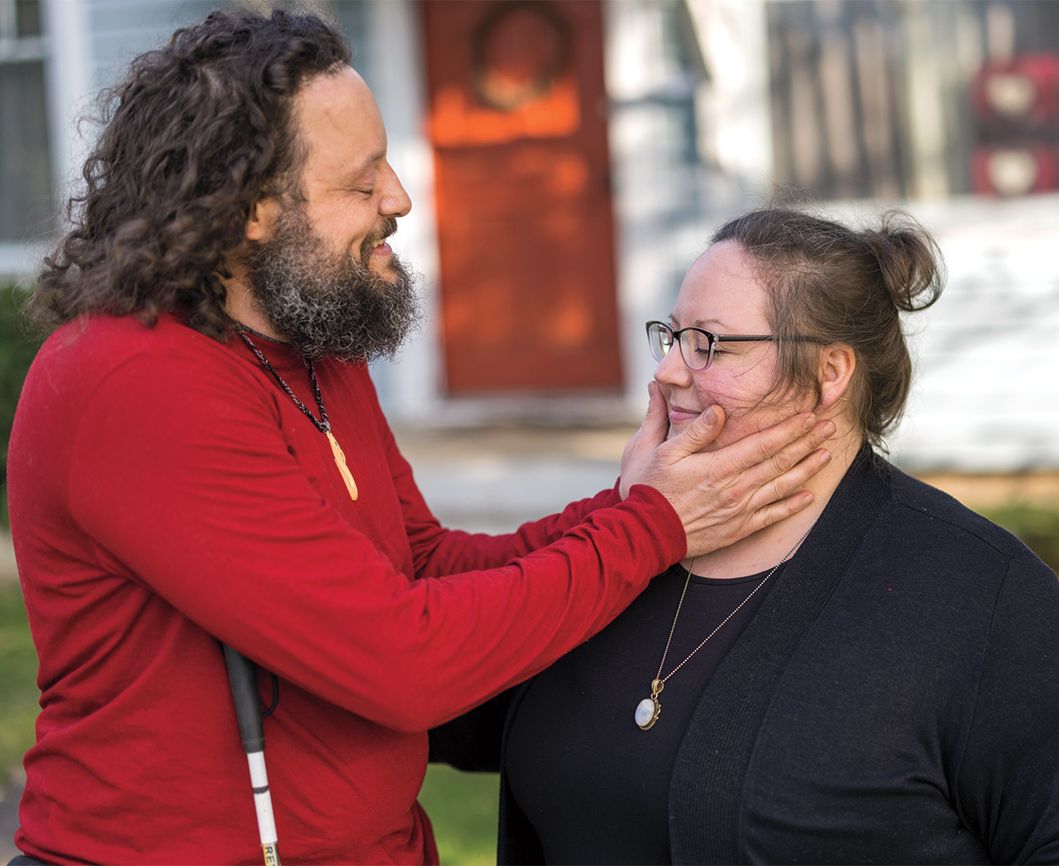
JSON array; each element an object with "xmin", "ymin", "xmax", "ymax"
[
  {"xmin": 0, "ymin": 0, "xmax": 54, "ymax": 245},
  {"xmin": 767, "ymin": 0, "xmax": 1059, "ymax": 200}
]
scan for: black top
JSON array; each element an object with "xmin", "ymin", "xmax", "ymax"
[
  {"xmin": 429, "ymin": 448, "xmax": 1059, "ymax": 865},
  {"xmin": 506, "ymin": 566, "xmax": 778, "ymax": 864}
]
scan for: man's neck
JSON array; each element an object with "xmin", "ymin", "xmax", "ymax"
[
  {"xmin": 683, "ymin": 423, "xmax": 863, "ymax": 579},
  {"xmin": 222, "ymin": 270, "xmax": 286, "ymax": 342}
]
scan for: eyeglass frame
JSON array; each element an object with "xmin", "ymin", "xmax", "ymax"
[{"xmin": 645, "ymin": 320, "xmax": 781, "ymax": 371}]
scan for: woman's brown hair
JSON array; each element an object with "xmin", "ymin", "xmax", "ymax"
[
  {"xmin": 26, "ymin": 8, "xmax": 350, "ymax": 339},
  {"xmin": 712, "ymin": 208, "xmax": 944, "ymax": 447}
]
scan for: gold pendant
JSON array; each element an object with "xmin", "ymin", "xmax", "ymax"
[
  {"xmin": 325, "ymin": 430, "xmax": 359, "ymax": 502},
  {"xmin": 635, "ymin": 678, "xmax": 664, "ymax": 731}
]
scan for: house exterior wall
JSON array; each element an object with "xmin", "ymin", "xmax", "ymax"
[
  {"xmin": 361, "ymin": 0, "xmax": 445, "ymax": 422},
  {"xmin": 8, "ymin": 0, "xmax": 1059, "ymax": 472}
]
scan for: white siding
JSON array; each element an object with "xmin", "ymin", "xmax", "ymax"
[
  {"xmin": 89, "ymin": 0, "xmax": 217, "ymax": 90},
  {"xmin": 824, "ymin": 195, "xmax": 1059, "ymax": 472}
]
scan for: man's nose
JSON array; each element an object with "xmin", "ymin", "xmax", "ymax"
[{"xmin": 380, "ymin": 161, "xmax": 411, "ymax": 218}]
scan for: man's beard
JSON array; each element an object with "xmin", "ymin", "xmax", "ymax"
[{"xmin": 244, "ymin": 206, "xmax": 420, "ymax": 361}]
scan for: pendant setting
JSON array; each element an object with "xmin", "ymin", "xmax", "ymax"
[
  {"xmin": 325, "ymin": 429, "xmax": 359, "ymax": 502},
  {"xmin": 635, "ymin": 678, "xmax": 664, "ymax": 731}
]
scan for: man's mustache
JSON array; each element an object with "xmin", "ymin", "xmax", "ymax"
[
  {"xmin": 359, "ymin": 218, "xmax": 399, "ymax": 266},
  {"xmin": 368, "ymin": 218, "xmax": 398, "ymax": 246}
]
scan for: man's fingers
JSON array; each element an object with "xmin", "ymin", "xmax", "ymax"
[
  {"xmin": 671, "ymin": 414, "xmax": 833, "ymax": 497},
  {"xmin": 746, "ymin": 448, "xmax": 831, "ymax": 513},
  {"xmin": 725, "ymin": 412, "xmax": 829, "ymax": 474},
  {"xmin": 746, "ymin": 489, "xmax": 816, "ymax": 535},
  {"xmin": 662, "ymin": 404, "xmax": 725, "ymax": 460},
  {"xmin": 639, "ymin": 382, "xmax": 669, "ymax": 446},
  {"xmin": 739, "ymin": 417, "xmax": 834, "ymax": 486},
  {"xmin": 619, "ymin": 383, "xmax": 673, "ymax": 498}
]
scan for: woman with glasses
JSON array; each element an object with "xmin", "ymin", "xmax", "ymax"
[{"xmin": 431, "ymin": 208, "xmax": 1059, "ymax": 864}]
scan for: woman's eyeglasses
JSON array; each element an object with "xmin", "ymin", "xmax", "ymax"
[{"xmin": 645, "ymin": 320, "xmax": 776, "ymax": 371}]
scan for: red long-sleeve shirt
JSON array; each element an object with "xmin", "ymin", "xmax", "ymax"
[{"xmin": 7, "ymin": 315, "xmax": 684, "ymax": 865}]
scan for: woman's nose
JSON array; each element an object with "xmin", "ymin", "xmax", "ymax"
[{"xmin": 653, "ymin": 342, "xmax": 692, "ymax": 388}]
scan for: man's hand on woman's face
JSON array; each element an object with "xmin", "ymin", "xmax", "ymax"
[{"xmin": 620, "ymin": 381, "xmax": 835, "ymax": 557}]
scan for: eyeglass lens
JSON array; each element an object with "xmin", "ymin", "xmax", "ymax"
[{"xmin": 647, "ymin": 322, "xmax": 714, "ymax": 370}]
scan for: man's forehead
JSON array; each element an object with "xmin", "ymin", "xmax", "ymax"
[
  {"xmin": 293, "ymin": 66, "xmax": 386, "ymax": 170},
  {"xmin": 299, "ymin": 64, "xmax": 366, "ymax": 105}
]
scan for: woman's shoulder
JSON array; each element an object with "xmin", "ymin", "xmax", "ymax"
[
  {"xmin": 881, "ymin": 458, "xmax": 1052, "ymax": 577},
  {"xmin": 843, "ymin": 453, "xmax": 1058, "ymax": 656}
]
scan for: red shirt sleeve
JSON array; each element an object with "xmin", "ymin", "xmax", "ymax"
[
  {"xmin": 381, "ymin": 419, "xmax": 622, "ymax": 578},
  {"xmin": 66, "ymin": 348, "xmax": 684, "ymax": 731}
]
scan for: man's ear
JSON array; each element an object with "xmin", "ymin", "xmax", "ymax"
[
  {"xmin": 245, "ymin": 197, "xmax": 281, "ymax": 242},
  {"xmin": 816, "ymin": 344, "xmax": 856, "ymax": 413}
]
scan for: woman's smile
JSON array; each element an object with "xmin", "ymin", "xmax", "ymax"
[{"xmin": 667, "ymin": 401, "xmax": 701, "ymax": 425}]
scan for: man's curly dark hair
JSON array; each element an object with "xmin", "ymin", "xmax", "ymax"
[{"xmin": 26, "ymin": 8, "xmax": 351, "ymax": 338}]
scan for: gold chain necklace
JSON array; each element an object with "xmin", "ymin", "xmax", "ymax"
[{"xmin": 634, "ymin": 523, "xmax": 815, "ymax": 731}]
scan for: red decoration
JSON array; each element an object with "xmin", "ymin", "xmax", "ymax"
[
  {"xmin": 971, "ymin": 54, "xmax": 1059, "ymax": 134},
  {"xmin": 971, "ymin": 145, "xmax": 1058, "ymax": 196}
]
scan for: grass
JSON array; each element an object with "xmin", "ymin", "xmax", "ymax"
[
  {"xmin": 420, "ymin": 765, "xmax": 500, "ymax": 865},
  {"xmin": 0, "ymin": 582, "xmax": 37, "ymax": 779},
  {"xmin": 984, "ymin": 504, "xmax": 1059, "ymax": 573}
]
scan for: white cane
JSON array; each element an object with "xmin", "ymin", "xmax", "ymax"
[{"xmin": 223, "ymin": 645, "xmax": 281, "ymax": 866}]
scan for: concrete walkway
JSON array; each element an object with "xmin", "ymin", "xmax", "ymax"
[
  {"xmin": 0, "ymin": 773, "xmax": 21, "ymax": 862},
  {"xmin": 0, "ymin": 531, "xmax": 16, "ymax": 585},
  {"xmin": 392, "ymin": 422, "xmax": 632, "ymax": 531}
]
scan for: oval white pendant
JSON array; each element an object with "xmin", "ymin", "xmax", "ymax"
[{"xmin": 635, "ymin": 697, "xmax": 660, "ymax": 730}]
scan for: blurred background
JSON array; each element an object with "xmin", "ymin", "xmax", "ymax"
[{"xmin": 2, "ymin": 0, "xmax": 1059, "ymax": 862}]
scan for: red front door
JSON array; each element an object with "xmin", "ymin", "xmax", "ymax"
[{"xmin": 420, "ymin": 0, "xmax": 623, "ymax": 395}]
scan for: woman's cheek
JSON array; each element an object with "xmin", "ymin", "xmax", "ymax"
[
  {"xmin": 694, "ymin": 379, "xmax": 754, "ymax": 423},
  {"xmin": 694, "ymin": 378, "xmax": 784, "ymax": 447}
]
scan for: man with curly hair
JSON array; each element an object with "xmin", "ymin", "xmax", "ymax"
[{"xmin": 7, "ymin": 8, "xmax": 832, "ymax": 863}]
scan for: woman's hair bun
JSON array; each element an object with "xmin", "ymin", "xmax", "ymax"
[{"xmin": 860, "ymin": 211, "xmax": 944, "ymax": 313}]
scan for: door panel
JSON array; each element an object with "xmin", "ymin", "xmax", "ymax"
[{"xmin": 420, "ymin": 0, "xmax": 623, "ymax": 394}]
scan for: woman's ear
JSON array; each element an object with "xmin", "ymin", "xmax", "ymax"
[
  {"xmin": 816, "ymin": 344, "xmax": 856, "ymax": 414},
  {"xmin": 245, "ymin": 197, "xmax": 281, "ymax": 242}
]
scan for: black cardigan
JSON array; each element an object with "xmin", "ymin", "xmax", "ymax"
[{"xmin": 430, "ymin": 448, "xmax": 1059, "ymax": 864}]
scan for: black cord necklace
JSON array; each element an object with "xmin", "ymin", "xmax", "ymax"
[{"xmin": 236, "ymin": 329, "xmax": 359, "ymax": 501}]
